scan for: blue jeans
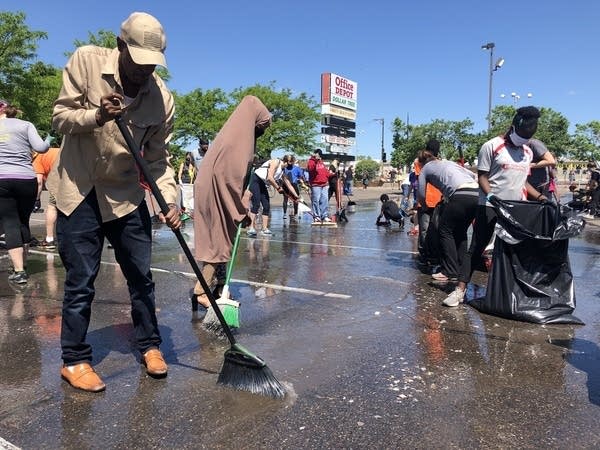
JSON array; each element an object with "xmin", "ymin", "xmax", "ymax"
[
  {"xmin": 311, "ymin": 185, "xmax": 329, "ymax": 220},
  {"xmin": 57, "ymin": 190, "xmax": 160, "ymax": 364},
  {"xmin": 343, "ymin": 180, "xmax": 353, "ymax": 195}
]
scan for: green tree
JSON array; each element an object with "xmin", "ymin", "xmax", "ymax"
[
  {"xmin": 391, "ymin": 118, "xmax": 475, "ymax": 166},
  {"xmin": 171, "ymin": 87, "xmax": 229, "ymax": 169},
  {"xmin": 70, "ymin": 29, "xmax": 116, "ymax": 52},
  {"xmin": 13, "ymin": 61, "xmax": 62, "ymax": 138},
  {"xmin": 0, "ymin": 11, "xmax": 47, "ymax": 102},
  {"xmin": 230, "ymin": 82, "xmax": 320, "ymax": 159},
  {"xmin": 354, "ymin": 158, "xmax": 380, "ymax": 183},
  {"xmin": 172, "ymin": 88, "xmax": 229, "ymax": 148},
  {"xmin": 573, "ymin": 121, "xmax": 600, "ymax": 161},
  {"xmin": 535, "ymin": 107, "xmax": 572, "ymax": 158}
]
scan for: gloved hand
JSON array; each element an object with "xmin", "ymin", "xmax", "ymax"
[{"xmin": 486, "ymin": 192, "xmax": 496, "ymax": 201}]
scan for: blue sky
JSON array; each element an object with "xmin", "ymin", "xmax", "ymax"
[{"xmin": 4, "ymin": 0, "xmax": 599, "ymax": 160}]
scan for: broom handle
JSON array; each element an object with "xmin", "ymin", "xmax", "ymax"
[
  {"xmin": 115, "ymin": 116, "xmax": 237, "ymax": 345},
  {"xmin": 224, "ymin": 224, "xmax": 242, "ymax": 285}
]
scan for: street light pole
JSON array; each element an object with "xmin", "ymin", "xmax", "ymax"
[
  {"xmin": 373, "ymin": 118, "xmax": 385, "ymax": 177},
  {"xmin": 482, "ymin": 42, "xmax": 504, "ymax": 132},
  {"xmin": 373, "ymin": 118, "xmax": 385, "ymax": 163}
]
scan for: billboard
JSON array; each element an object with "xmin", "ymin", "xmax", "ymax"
[
  {"xmin": 321, "ymin": 104, "xmax": 356, "ymax": 120},
  {"xmin": 321, "ymin": 73, "xmax": 358, "ymax": 111}
]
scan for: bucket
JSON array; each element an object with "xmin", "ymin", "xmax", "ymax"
[{"xmin": 347, "ymin": 202, "xmax": 357, "ymax": 213}]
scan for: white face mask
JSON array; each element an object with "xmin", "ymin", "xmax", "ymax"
[{"xmin": 509, "ymin": 129, "xmax": 530, "ymax": 147}]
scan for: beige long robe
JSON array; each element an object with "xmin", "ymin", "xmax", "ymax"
[{"xmin": 193, "ymin": 95, "xmax": 271, "ymax": 263}]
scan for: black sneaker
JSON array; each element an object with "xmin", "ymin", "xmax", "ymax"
[
  {"xmin": 8, "ymin": 271, "xmax": 28, "ymax": 284},
  {"xmin": 39, "ymin": 239, "xmax": 56, "ymax": 250}
]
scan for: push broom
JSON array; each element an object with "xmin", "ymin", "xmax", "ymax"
[
  {"xmin": 116, "ymin": 117, "xmax": 286, "ymax": 398},
  {"xmin": 202, "ymin": 220, "xmax": 245, "ymax": 333}
]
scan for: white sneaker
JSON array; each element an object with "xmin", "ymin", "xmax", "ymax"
[
  {"xmin": 443, "ymin": 288, "xmax": 465, "ymax": 307},
  {"xmin": 283, "ymin": 214, "xmax": 288, "ymax": 219},
  {"xmin": 323, "ymin": 217, "xmax": 332, "ymax": 222},
  {"xmin": 261, "ymin": 228, "xmax": 272, "ymax": 235},
  {"xmin": 247, "ymin": 227, "xmax": 257, "ymax": 237},
  {"xmin": 580, "ymin": 213, "xmax": 595, "ymax": 220}
]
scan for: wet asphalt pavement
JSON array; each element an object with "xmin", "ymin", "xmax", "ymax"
[{"xmin": 2, "ymin": 187, "xmax": 600, "ymax": 449}]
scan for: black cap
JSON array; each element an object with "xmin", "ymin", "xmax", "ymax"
[
  {"xmin": 512, "ymin": 106, "xmax": 540, "ymax": 139},
  {"xmin": 313, "ymin": 148, "xmax": 323, "ymax": 156}
]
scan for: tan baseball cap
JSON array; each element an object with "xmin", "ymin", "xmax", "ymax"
[{"xmin": 120, "ymin": 12, "xmax": 167, "ymax": 68}]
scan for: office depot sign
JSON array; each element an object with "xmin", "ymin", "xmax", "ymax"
[{"xmin": 321, "ymin": 73, "xmax": 358, "ymax": 111}]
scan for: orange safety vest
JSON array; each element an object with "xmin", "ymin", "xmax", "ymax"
[{"xmin": 414, "ymin": 158, "xmax": 442, "ymax": 208}]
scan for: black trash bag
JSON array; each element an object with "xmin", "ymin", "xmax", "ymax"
[{"xmin": 469, "ymin": 199, "xmax": 584, "ymax": 325}]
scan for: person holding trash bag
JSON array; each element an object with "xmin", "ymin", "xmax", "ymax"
[
  {"xmin": 443, "ymin": 106, "xmax": 547, "ymax": 307},
  {"xmin": 192, "ymin": 96, "xmax": 272, "ymax": 308},
  {"xmin": 417, "ymin": 150, "xmax": 478, "ymax": 283},
  {"xmin": 48, "ymin": 12, "xmax": 180, "ymax": 392}
]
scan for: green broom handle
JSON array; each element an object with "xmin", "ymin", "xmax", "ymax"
[
  {"xmin": 115, "ymin": 116, "xmax": 237, "ymax": 345},
  {"xmin": 223, "ymin": 168, "xmax": 253, "ymax": 285}
]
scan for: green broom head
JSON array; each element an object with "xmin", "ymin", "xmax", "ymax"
[
  {"xmin": 218, "ymin": 343, "xmax": 286, "ymax": 399},
  {"xmin": 203, "ymin": 299, "xmax": 240, "ymax": 334}
]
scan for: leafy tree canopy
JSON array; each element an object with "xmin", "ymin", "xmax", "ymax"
[
  {"xmin": 229, "ymin": 82, "xmax": 321, "ymax": 159},
  {"xmin": 354, "ymin": 158, "xmax": 380, "ymax": 182},
  {"xmin": 0, "ymin": 11, "xmax": 47, "ymax": 102}
]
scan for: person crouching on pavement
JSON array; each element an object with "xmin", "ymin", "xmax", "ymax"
[
  {"xmin": 47, "ymin": 12, "xmax": 180, "ymax": 392},
  {"xmin": 376, "ymin": 194, "xmax": 408, "ymax": 228},
  {"xmin": 416, "ymin": 151, "xmax": 479, "ymax": 282}
]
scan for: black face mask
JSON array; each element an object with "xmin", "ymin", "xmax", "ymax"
[{"xmin": 255, "ymin": 126, "xmax": 265, "ymax": 139}]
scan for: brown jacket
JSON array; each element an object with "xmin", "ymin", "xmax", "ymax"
[{"xmin": 48, "ymin": 46, "xmax": 176, "ymax": 221}]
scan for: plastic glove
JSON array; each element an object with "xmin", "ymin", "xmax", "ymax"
[
  {"xmin": 44, "ymin": 135, "xmax": 53, "ymax": 146},
  {"xmin": 486, "ymin": 192, "xmax": 495, "ymax": 201}
]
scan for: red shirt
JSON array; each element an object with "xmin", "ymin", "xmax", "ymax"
[{"xmin": 307, "ymin": 157, "xmax": 331, "ymax": 186}]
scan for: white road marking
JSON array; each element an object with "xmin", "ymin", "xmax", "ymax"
[
  {"xmin": 0, "ymin": 436, "xmax": 21, "ymax": 450},
  {"xmin": 244, "ymin": 237, "xmax": 419, "ymax": 255}
]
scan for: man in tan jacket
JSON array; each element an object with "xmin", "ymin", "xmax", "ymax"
[{"xmin": 48, "ymin": 12, "xmax": 180, "ymax": 392}]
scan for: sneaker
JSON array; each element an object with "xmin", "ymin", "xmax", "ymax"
[
  {"xmin": 323, "ymin": 217, "xmax": 332, "ymax": 223},
  {"xmin": 247, "ymin": 227, "xmax": 257, "ymax": 237},
  {"xmin": 261, "ymin": 228, "xmax": 272, "ymax": 235},
  {"xmin": 432, "ymin": 272, "xmax": 450, "ymax": 282},
  {"xmin": 8, "ymin": 270, "xmax": 28, "ymax": 284},
  {"xmin": 39, "ymin": 239, "xmax": 56, "ymax": 250},
  {"xmin": 580, "ymin": 213, "xmax": 595, "ymax": 220},
  {"xmin": 312, "ymin": 218, "xmax": 321, "ymax": 224},
  {"xmin": 442, "ymin": 288, "xmax": 465, "ymax": 307},
  {"xmin": 283, "ymin": 214, "xmax": 288, "ymax": 220}
]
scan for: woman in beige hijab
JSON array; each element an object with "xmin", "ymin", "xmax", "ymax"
[{"xmin": 192, "ymin": 95, "xmax": 271, "ymax": 307}]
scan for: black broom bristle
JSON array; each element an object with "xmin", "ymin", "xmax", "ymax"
[{"xmin": 217, "ymin": 344, "xmax": 286, "ymax": 399}]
